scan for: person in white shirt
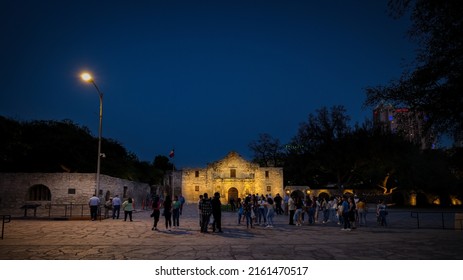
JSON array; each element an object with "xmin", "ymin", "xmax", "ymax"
[
  {"xmin": 288, "ymin": 196, "xmax": 296, "ymax": 225},
  {"xmin": 112, "ymin": 195, "xmax": 122, "ymax": 219},
  {"xmin": 266, "ymin": 194, "xmax": 275, "ymax": 227},
  {"xmin": 88, "ymin": 194, "xmax": 100, "ymax": 221}
]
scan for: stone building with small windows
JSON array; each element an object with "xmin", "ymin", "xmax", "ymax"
[{"xmin": 179, "ymin": 151, "xmax": 284, "ymax": 204}]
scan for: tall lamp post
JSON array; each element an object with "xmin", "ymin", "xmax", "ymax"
[{"xmin": 81, "ymin": 72, "xmax": 103, "ymax": 198}]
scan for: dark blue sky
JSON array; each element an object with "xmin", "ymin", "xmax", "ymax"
[{"xmin": 1, "ymin": 0, "xmax": 415, "ymax": 168}]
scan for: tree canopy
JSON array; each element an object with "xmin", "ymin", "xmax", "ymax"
[
  {"xmin": 248, "ymin": 133, "xmax": 285, "ymax": 167},
  {"xmin": 248, "ymin": 105, "xmax": 461, "ymax": 201},
  {"xmin": 0, "ymin": 116, "xmax": 169, "ymax": 184},
  {"xmin": 365, "ymin": 0, "xmax": 463, "ymax": 141}
]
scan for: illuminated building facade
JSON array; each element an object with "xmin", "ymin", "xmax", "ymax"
[{"xmin": 180, "ymin": 151, "xmax": 283, "ymax": 204}]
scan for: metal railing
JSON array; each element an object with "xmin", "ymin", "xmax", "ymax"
[
  {"xmin": 1, "ymin": 215, "xmax": 11, "ymax": 239},
  {"xmin": 45, "ymin": 203, "xmax": 102, "ymax": 220},
  {"xmin": 410, "ymin": 210, "xmax": 463, "ymax": 230}
]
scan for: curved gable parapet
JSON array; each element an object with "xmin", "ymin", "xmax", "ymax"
[{"xmin": 209, "ymin": 151, "xmax": 259, "ymax": 169}]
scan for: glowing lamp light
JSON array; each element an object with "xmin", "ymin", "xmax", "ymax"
[
  {"xmin": 410, "ymin": 193, "xmax": 417, "ymax": 206},
  {"xmin": 451, "ymin": 197, "xmax": 462, "ymax": 206},
  {"xmin": 81, "ymin": 72, "xmax": 93, "ymax": 82}
]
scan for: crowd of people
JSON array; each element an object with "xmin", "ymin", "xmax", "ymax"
[
  {"xmin": 227, "ymin": 193, "xmax": 392, "ymax": 231},
  {"xmin": 88, "ymin": 194, "xmax": 132, "ymax": 221},
  {"xmin": 90, "ymin": 192, "xmax": 392, "ymax": 233},
  {"xmin": 150, "ymin": 194, "xmax": 186, "ymax": 231}
]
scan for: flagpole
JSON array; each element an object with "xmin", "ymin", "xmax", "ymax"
[
  {"xmin": 170, "ymin": 148, "xmax": 175, "ymax": 197},
  {"xmin": 171, "ymin": 159, "xmax": 174, "ymax": 197}
]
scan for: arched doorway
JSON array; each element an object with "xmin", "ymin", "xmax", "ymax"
[
  {"xmin": 342, "ymin": 191, "xmax": 354, "ymax": 197},
  {"xmin": 27, "ymin": 184, "xmax": 51, "ymax": 201},
  {"xmin": 228, "ymin": 187, "xmax": 238, "ymax": 202},
  {"xmin": 318, "ymin": 192, "xmax": 330, "ymax": 201},
  {"xmin": 291, "ymin": 190, "xmax": 304, "ymax": 199},
  {"xmin": 416, "ymin": 192, "xmax": 429, "ymax": 207}
]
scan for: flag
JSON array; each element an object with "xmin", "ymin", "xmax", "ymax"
[{"xmin": 169, "ymin": 149, "xmax": 175, "ymax": 158}]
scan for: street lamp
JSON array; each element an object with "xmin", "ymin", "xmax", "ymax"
[{"xmin": 81, "ymin": 72, "xmax": 103, "ymax": 198}]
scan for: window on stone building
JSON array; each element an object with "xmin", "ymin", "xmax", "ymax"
[
  {"xmin": 68, "ymin": 188, "xmax": 76, "ymax": 195},
  {"xmin": 267, "ymin": 186, "xmax": 271, "ymax": 192},
  {"xmin": 265, "ymin": 171, "xmax": 269, "ymax": 178},
  {"xmin": 195, "ymin": 186, "xmax": 199, "ymax": 192},
  {"xmin": 28, "ymin": 184, "xmax": 51, "ymax": 201},
  {"xmin": 230, "ymin": 169, "xmax": 236, "ymax": 178},
  {"xmin": 195, "ymin": 171, "xmax": 200, "ymax": 177}
]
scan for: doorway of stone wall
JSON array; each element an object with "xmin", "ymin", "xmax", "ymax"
[
  {"xmin": 228, "ymin": 187, "xmax": 239, "ymax": 211},
  {"xmin": 228, "ymin": 187, "xmax": 238, "ymax": 202}
]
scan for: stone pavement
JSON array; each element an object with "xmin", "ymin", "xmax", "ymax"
[{"xmin": 1, "ymin": 204, "xmax": 462, "ymax": 260}]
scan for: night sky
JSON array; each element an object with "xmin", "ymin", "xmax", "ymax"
[{"xmin": 1, "ymin": 0, "xmax": 415, "ymax": 168}]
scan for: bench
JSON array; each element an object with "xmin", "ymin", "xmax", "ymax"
[{"xmin": 20, "ymin": 204, "xmax": 41, "ymax": 217}]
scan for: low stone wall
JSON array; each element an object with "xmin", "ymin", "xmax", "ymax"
[{"xmin": 0, "ymin": 173, "xmax": 150, "ymax": 217}]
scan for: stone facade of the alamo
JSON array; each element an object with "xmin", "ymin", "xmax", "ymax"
[{"xmin": 179, "ymin": 151, "xmax": 284, "ymax": 204}]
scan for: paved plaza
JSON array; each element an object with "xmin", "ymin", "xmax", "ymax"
[{"xmin": 1, "ymin": 204, "xmax": 462, "ymax": 260}]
